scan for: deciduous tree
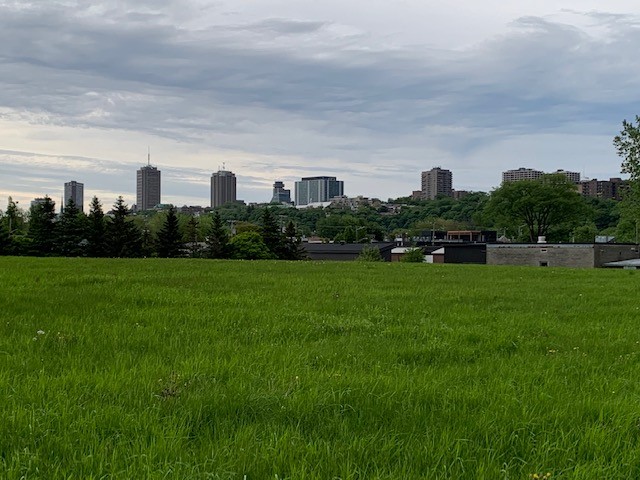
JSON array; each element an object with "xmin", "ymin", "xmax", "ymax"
[{"xmin": 484, "ymin": 174, "xmax": 586, "ymax": 242}]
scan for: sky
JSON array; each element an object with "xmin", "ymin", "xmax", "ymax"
[{"xmin": 1, "ymin": 0, "xmax": 639, "ymax": 211}]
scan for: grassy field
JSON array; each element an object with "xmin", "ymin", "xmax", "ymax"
[{"xmin": 1, "ymin": 257, "xmax": 640, "ymax": 479}]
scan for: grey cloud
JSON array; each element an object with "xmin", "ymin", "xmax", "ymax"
[
  {"xmin": 235, "ymin": 18, "xmax": 328, "ymax": 35},
  {"xmin": 0, "ymin": 2, "xmax": 637, "ymax": 199}
]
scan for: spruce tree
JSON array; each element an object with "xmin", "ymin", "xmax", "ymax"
[
  {"xmin": 281, "ymin": 220, "xmax": 305, "ymax": 260},
  {"xmin": 56, "ymin": 199, "xmax": 88, "ymax": 256},
  {"xmin": 260, "ymin": 207, "xmax": 284, "ymax": 258},
  {"xmin": 184, "ymin": 216, "xmax": 202, "ymax": 257},
  {"xmin": 205, "ymin": 211, "xmax": 229, "ymax": 259},
  {"xmin": 27, "ymin": 196, "xmax": 57, "ymax": 256},
  {"xmin": 87, "ymin": 196, "xmax": 107, "ymax": 257},
  {"xmin": 156, "ymin": 206, "xmax": 182, "ymax": 258},
  {"xmin": 106, "ymin": 196, "xmax": 142, "ymax": 257},
  {"xmin": 0, "ymin": 219, "xmax": 10, "ymax": 255}
]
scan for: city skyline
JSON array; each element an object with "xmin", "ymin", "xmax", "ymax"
[{"xmin": 1, "ymin": 1, "xmax": 639, "ymax": 209}]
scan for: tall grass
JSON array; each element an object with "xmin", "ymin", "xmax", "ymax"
[{"xmin": 1, "ymin": 257, "xmax": 639, "ymax": 478}]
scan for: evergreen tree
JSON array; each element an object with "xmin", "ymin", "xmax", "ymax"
[
  {"xmin": 281, "ymin": 220, "xmax": 305, "ymax": 260},
  {"xmin": 87, "ymin": 196, "xmax": 107, "ymax": 257},
  {"xmin": 156, "ymin": 206, "xmax": 182, "ymax": 258},
  {"xmin": 56, "ymin": 198, "xmax": 88, "ymax": 256},
  {"xmin": 27, "ymin": 196, "xmax": 57, "ymax": 256},
  {"xmin": 106, "ymin": 196, "xmax": 142, "ymax": 257},
  {"xmin": 205, "ymin": 211, "xmax": 229, "ymax": 259},
  {"xmin": 184, "ymin": 216, "xmax": 202, "ymax": 257},
  {"xmin": 260, "ymin": 207, "xmax": 285, "ymax": 258},
  {"xmin": 0, "ymin": 218, "xmax": 10, "ymax": 255}
]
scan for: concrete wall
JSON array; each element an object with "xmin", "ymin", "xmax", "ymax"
[
  {"xmin": 594, "ymin": 245, "xmax": 640, "ymax": 267},
  {"xmin": 486, "ymin": 244, "xmax": 595, "ymax": 268},
  {"xmin": 487, "ymin": 243, "xmax": 640, "ymax": 268}
]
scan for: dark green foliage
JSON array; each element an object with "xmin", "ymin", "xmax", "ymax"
[
  {"xmin": 183, "ymin": 216, "xmax": 202, "ymax": 258},
  {"xmin": 56, "ymin": 199, "xmax": 88, "ymax": 257},
  {"xmin": 87, "ymin": 196, "xmax": 107, "ymax": 257},
  {"xmin": 205, "ymin": 211, "xmax": 229, "ymax": 259},
  {"xmin": 229, "ymin": 231, "xmax": 275, "ymax": 259},
  {"xmin": 614, "ymin": 117, "xmax": 640, "ymax": 241},
  {"xmin": 484, "ymin": 174, "xmax": 586, "ymax": 242},
  {"xmin": 27, "ymin": 196, "xmax": 56, "ymax": 256},
  {"xmin": 106, "ymin": 197, "xmax": 142, "ymax": 258},
  {"xmin": 0, "ymin": 220, "xmax": 9, "ymax": 255},
  {"xmin": 260, "ymin": 207, "xmax": 285, "ymax": 258},
  {"xmin": 401, "ymin": 247, "xmax": 425, "ymax": 263},
  {"xmin": 281, "ymin": 220, "xmax": 306, "ymax": 260},
  {"xmin": 156, "ymin": 206, "xmax": 182, "ymax": 258},
  {"xmin": 357, "ymin": 245, "xmax": 383, "ymax": 262}
]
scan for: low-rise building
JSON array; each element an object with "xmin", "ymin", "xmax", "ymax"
[{"xmin": 487, "ymin": 243, "xmax": 640, "ymax": 268}]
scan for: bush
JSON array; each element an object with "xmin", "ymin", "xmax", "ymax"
[
  {"xmin": 401, "ymin": 247, "xmax": 425, "ymax": 263},
  {"xmin": 357, "ymin": 245, "xmax": 383, "ymax": 262}
]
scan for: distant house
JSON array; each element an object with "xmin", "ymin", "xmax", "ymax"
[
  {"xmin": 302, "ymin": 243, "xmax": 395, "ymax": 262},
  {"xmin": 487, "ymin": 243, "xmax": 640, "ymax": 268}
]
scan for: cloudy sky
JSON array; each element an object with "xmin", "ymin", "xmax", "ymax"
[{"xmin": 1, "ymin": 0, "xmax": 638, "ymax": 210}]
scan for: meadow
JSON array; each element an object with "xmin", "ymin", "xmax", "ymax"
[{"xmin": 1, "ymin": 257, "xmax": 639, "ymax": 479}]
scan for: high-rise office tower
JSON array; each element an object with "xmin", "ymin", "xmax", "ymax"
[
  {"xmin": 294, "ymin": 176, "xmax": 344, "ymax": 206},
  {"xmin": 271, "ymin": 181, "xmax": 291, "ymax": 204},
  {"xmin": 210, "ymin": 169, "xmax": 237, "ymax": 207},
  {"xmin": 64, "ymin": 180, "xmax": 84, "ymax": 211},
  {"xmin": 136, "ymin": 151, "xmax": 161, "ymax": 211},
  {"xmin": 421, "ymin": 167, "xmax": 452, "ymax": 200}
]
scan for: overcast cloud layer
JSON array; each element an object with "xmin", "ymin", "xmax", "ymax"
[{"xmin": 1, "ymin": 0, "xmax": 639, "ymax": 209}]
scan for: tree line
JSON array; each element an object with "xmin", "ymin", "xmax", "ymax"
[
  {"xmin": 0, "ymin": 196, "xmax": 305, "ymax": 260},
  {"xmin": 5, "ymin": 115, "xmax": 640, "ymax": 256}
]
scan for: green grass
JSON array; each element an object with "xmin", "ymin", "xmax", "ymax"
[{"xmin": 1, "ymin": 257, "xmax": 640, "ymax": 479}]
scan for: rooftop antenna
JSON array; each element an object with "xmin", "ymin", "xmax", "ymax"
[
  {"xmin": 147, "ymin": 146, "xmax": 151, "ymax": 166},
  {"xmin": 222, "ymin": 162, "xmax": 226, "ymax": 171}
]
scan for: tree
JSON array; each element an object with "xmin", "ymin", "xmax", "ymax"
[
  {"xmin": 0, "ymin": 219, "xmax": 10, "ymax": 255},
  {"xmin": 260, "ymin": 207, "xmax": 285, "ymax": 258},
  {"xmin": 156, "ymin": 206, "xmax": 182, "ymax": 258},
  {"xmin": 484, "ymin": 175, "xmax": 586, "ymax": 242},
  {"xmin": 183, "ymin": 216, "xmax": 202, "ymax": 258},
  {"xmin": 281, "ymin": 220, "xmax": 306, "ymax": 260},
  {"xmin": 56, "ymin": 198, "xmax": 88, "ymax": 256},
  {"xmin": 28, "ymin": 196, "xmax": 57, "ymax": 256},
  {"xmin": 107, "ymin": 197, "xmax": 142, "ymax": 257},
  {"xmin": 87, "ymin": 196, "xmax": 107, "ymax": 257},
  {"xmin": 205, "ymin": 211, "xmax": 229, "ymax": 259},
  {"xmin": 228, "ymin": 231, "xmax": 275, "ymax": 260},
  {"xmin": 614, "ymin": 117, "xmax": 640, "ymax": 240}
]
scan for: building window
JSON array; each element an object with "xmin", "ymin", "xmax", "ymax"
[{"xmin": 539, "ymin": 261, "xmax": 548, "ymax": 267}]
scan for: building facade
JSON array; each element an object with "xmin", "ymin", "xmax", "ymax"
[
  {"xmin": 136, "ymin": 165, "xmax": 161, "ymax": 211},
  {"xmin": 579, "ymin": 177, "xmax": 625, "ymax": 200},
  {"xmin": 295, "ymin": 176, "xmax": 344, "ymax": 206},
  {"xmin": 271, "ymin": 181, "xmax": 291, "ymax": 204},
  {"xmin": 553, "ymin": 169, "xmax": 581, "ymax": 183},
  {"xmin": 502, "ymin": 167, "xmax": 580, "ymax": 184},
  {"xmin": 211, "ymin": 170, "xmax": 237, "ymax": 208},
  {"xmin": 421, "ymin": 167, "xmax": 452, "ymax": 200},
  {"xmin": 502, "ymin": 167, "xmax": 544, "ymax": 183},
  {"xmin": 64, "ymin": 180, "xmax": 84, "ymax": 211}
]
